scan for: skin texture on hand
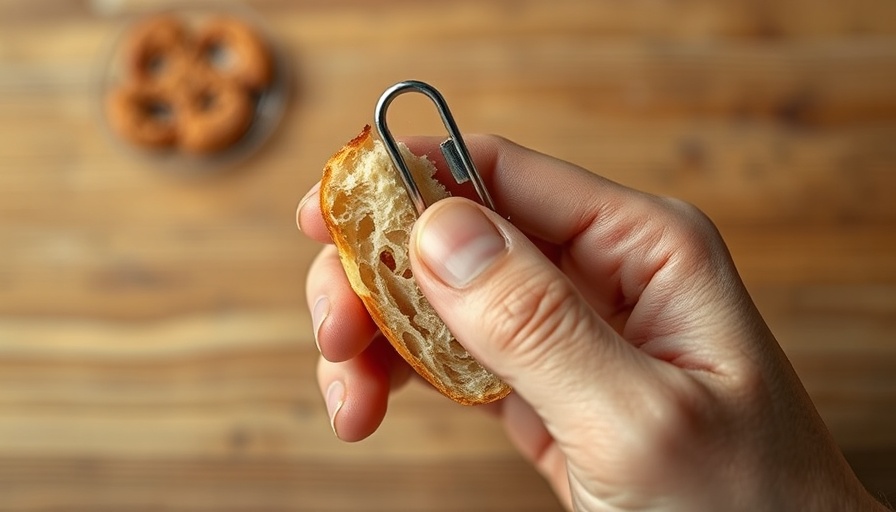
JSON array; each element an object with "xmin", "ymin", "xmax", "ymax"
[{"xmin": 298, "ymin": 135, "xmax": 888, "ymax": 512}]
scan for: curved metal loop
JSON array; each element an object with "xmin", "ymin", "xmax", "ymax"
[{"xmin": 374, "ymin": 80, "xmax": 495, "ymax": 216}]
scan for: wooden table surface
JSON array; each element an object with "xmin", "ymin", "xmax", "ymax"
[{"xmin": 1, "ymin": 0, "xmax": 894, "ymax": 510}]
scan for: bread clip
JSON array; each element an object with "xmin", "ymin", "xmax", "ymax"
[{"xmin": 320, "ymin": 126, "xmax": 511, "ymax": 405}]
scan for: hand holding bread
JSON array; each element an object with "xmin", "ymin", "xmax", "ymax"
[{"xmin": 300, "ymin": 129, "xmax": 885, "ymax": 511}]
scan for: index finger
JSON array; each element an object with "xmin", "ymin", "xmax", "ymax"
[{"xmin": 405, "ymin": 134, "xmax": 642, "ymax": 245}]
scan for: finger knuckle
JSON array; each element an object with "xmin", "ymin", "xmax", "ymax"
[
  {"xmin": 659, "ymin": 197, "xmax": 728, "ymax": 261},
  {"xmin": 483, "ymin": 267, "xmax": 590, "ymax": 367}
]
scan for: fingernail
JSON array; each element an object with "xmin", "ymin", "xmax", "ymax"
[
  {"xmin": 325, "ymin": 380, "xmax": 345, "ymax": 438},
  {"xmin": 416, "ymin": 201, "xmax": 506, "ymax": 288},
  {"xmin": 312, "ymin": 296, "xmax": 329, "ymax": 352},
  {"xmin": 297, "ymin": 183, "xmax": 321, "ymax": 232}
]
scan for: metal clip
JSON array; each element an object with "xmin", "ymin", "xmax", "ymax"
[{"xmin": 374, "ymin": 80, "xmax": 495, "ymax": 216}]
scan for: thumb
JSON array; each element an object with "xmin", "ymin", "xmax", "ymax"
[{"xmin": 410, "ymin": 197, "xmax": 650, "ymax": 423}]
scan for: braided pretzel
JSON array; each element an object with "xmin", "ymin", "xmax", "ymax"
[{"xmin": 106, "ymin": 14, "xmax": 274, "ymax": 155}]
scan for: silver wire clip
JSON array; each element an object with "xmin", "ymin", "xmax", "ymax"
[{"xmin": 374, "ymin": 80, "xmax": 495, "ymax": 216}]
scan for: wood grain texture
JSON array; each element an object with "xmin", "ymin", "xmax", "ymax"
[{"xmin": 0, "ymin": 0, "xmax": 893, "ymax": 510}]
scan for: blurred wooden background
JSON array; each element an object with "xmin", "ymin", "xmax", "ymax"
[{"xmin": 0, "ymin": 0, "xmax": 894, "ymax": 510}]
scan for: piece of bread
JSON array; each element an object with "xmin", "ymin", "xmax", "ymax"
[{"xmin": 320, "ymin": 126, "xmax": 511, "ymax": 405}]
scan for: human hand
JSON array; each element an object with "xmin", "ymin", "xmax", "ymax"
[{"xmin": 297, "ymin": 135, "xmax": 885, "ymax": 511}]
